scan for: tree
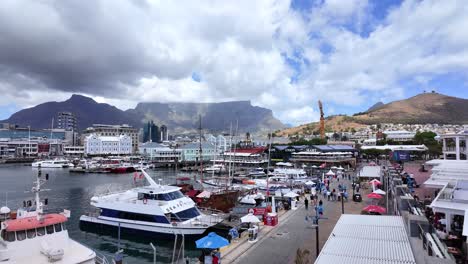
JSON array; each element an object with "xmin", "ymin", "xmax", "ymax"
[{"xmin": 414, "ymin": 131, "xmax": 442, "ymax": 158}]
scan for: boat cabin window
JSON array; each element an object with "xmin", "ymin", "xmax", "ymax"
[
  {"xmin": 16, "ymin": 230, "xmax": 26, "ymax": 241},
  {"xmin": 138, "ymin": 191, "xmax": 184, "ymax": 201},
  {"xmin": 54, "ymin": 223, "xmax": 62, "ymax": 232},
  {"xmin": 1, "ymin": 230, "xmax": 16, "ymax": 242},
  {"xmin": 46, "ymin": 225, "xmax": 54, "ymax": 234},
  {"xmin": 37, "ymin": 227, "xmax": 45, "ymax": 236},
  {"xmin": 27, "ymin": 228, "xmax": 36, "ymax": 239}
]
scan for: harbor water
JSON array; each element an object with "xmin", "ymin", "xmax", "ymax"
[{"xmin": 0, "ymin": 164, "xmax": 205, "ymax": 263}]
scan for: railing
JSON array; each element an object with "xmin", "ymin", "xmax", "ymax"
[{"xmin": 95, "ymin": 252, "xmax": 112, "ymax": 264}]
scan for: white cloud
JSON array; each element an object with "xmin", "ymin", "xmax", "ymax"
[{"xmin": 1, "ymin": 0, "xmax": 468, "ymax": 126}]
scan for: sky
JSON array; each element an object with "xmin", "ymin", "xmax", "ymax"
[{"xmin": 0, "ymin": 0, "xmax": 468, "ymax": 126}]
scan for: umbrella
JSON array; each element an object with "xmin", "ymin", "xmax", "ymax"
[
  {"xmin": 196, "ymin": 232, "xmax": 230, "ymax": 249},
  {"xmin": 239, "ymin": 196, "xmax": 256, "ymax": 205},
  {"xmin": 241, "ymin": 213, "xmax": 261, "ymax": 223},
  {"xmin": 331, "ymin": 166, "xmax": 338, "ymax": 169},
  {"xmin": 362, "ymin": 205, "xmax": 386, "ymax": 214},
  {"xmin": 284, "ymin": 191, "xmax": 299, "ymax": 198},
  {"xmin": 369, "ymin": 179, "xmax": 381, "ymax": 185},
  {"xmin": 367, "ymin": 193, "xmax": 383, "ymax": 199},
  {"xmin": 305, "ymin": 181, "xmax": 316, "ymax": 186},
  {"xmin": 196, "ymin": 191, "xmax": 212, "ymax": 198},
  {"xmin": 325, "ymin": 170, "xmax": 335, "ymax": 176},
  {"xmin": 373, "ymin": 189, "xmax": 386, "ymax": 195},
  {"xmin": 337, "ymin": 166, "xmax": 344, "ymax": 170},
  {"xmin": 311, "ymin": 165, "xmax": 318, "ymax": 168}
]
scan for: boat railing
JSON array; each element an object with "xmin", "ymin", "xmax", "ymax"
[{"xmin": 95, "ymin": 251, "xmax": 112, "ymax": 264}]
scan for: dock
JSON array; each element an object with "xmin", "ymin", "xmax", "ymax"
[{"xmin": 220, "ymin": 174, "xmax": 373, "ymax": 264}]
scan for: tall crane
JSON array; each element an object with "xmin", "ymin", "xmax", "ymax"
[{"xmin": 318, "ymin": 100, "xmax": 325, "ymax": 139}]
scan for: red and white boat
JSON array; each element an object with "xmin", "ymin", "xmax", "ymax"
[{"xmin": 0, "ymin": 168, "xmax": 103, "ymax": 263}]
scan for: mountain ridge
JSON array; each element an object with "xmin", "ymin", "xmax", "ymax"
[{"xmin": 2, "ymin": 94, "xmax": 285, "ymax": 133}]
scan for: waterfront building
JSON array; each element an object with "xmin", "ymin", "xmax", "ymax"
[
  {"xmin": 206, "ymin": 134, "xmax": 228, "ymax": 152},
  {"xmin": 213, "ymin": 147, "xmax": 268, "ymax": 168},
  {"xmin": 84, "ymin": 134, "xmax": 132, "ymax": 155},
  {"xmin": 439, "ymin": 129, "xmax": 468, "ymax": 160},
  {"xmin": 0, "ymin": 139, "xmax": 38, "ymax": 157},
  {"xmin": 383, "ymin": 130, "xmax": 416, "ymax": 142},
  {"xmin": 289, "ymin": 145, "xmax": 357, "ymax": 167},
  {"xmin": 139, "ymin": 142, "xmax": 181, "ymax": 163},
  {"xmin": 180, "ymin": 142, "xmax": 217, "ymax": 162},
  {"xmin": 0, "ymin": 127, "xmax": 66, "ymax": 140},
  {"xmin": 82, "ymin": 124, "xmax": 139, "ymax": 153},
  {"xmin": 64, "ymin": 145, "xmax": 85, "ymax": 156},
  {"xmin": 56, "ymin": 111, "xmax": 77, "ymax": 131}
]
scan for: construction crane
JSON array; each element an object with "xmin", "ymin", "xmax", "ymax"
[{"xmin": 318, "ymin": 100, "xmax": 325, "ymax": 139}]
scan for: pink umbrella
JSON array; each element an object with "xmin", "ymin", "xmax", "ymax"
[
  {"xmin": 362, "ymin": 205, "xmax": 386, "ymax": 214},
  {"xmin": 367, "ymin": 193, "xmax": 383, "ymax": 199}
]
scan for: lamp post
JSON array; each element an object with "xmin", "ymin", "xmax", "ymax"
[{"xmin": 340, "ymin": 191, "xmax": 344, "ymax": 214}]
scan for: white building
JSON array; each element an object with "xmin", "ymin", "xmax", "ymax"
[
  {"xmin": 438, "ymin": 129, "xmax": 468, "ymax": 160},
  {"xmin": 84, "ymin": 134, "xmax": 132, "ymax": 155},
  {"xmin": 383, "ymin": 130, "xmax": 416, "ymax": 142},
  {"xmin": 63, "ymin": 145, "xmax": 85, "ymax": 156},
  {"xmin": 139, "ymin": 142, "xmax": 181, "ymax": 163}
]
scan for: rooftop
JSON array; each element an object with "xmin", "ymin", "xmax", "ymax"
[{"xmin": 315, "ymin": 214, "xmax": 416, "ymax": 264}]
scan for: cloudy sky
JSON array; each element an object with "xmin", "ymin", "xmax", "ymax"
[{"xmin": 0, "ymin": 0, "xmax": 467, "ymax": 125}]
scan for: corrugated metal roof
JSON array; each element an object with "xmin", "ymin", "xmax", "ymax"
[{"xmin": 315, "ymin": 215, "xmax": 416, "ymax": 264}]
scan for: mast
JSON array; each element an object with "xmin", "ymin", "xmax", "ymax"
[
  {"xmin": 231, "ymin": 119, "xmax": 239, "ymax": 178},
  {"xmin": 266, "ymin": 132, "xmax": 272, "ymax": 196},
  {"xmin": 227, "ymin": 123, "xmax": 233, "ymax": 188},
  {"xmin": 33, "ymin": 165, "xmax": 48, "ymax": 221},
  {"xmin": 198, "ymin": 116, "xmax": 203, "ymax": 184}
]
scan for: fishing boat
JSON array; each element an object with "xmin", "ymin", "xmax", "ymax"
[
  {"xmin": 80, "ymin": 170, "xmax": 224, "ymax": 238},
  {"xmin": 0, "ymin": 167, "xmax": 101, "ymax": 263},
  {"xmin": 31, "ymin": 159, "xmax": 72, "ymax": 168}
]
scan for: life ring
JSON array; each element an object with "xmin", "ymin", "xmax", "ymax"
[{"xmin": 143, "ymin": 198, "xmax": 148, "ymax": 204}]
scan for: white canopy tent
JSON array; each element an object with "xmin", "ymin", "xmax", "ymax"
[
  {"xmin": 325, "ymin": 170, "xmax": 335, "ymax": 176},
  {"xmin": 373, "ymin": 189, "xmax": 386, "ymax": 195},
  {"xmin": 241, "ymin": 213, "xmax": 261, "ymax": 223}
]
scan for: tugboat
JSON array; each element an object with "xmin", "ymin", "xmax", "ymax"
[
  {"xmin": 80, "ymin": 170, "xmax": 224, "ymax": 238},
  {"xmin": 0, "ymin": 166, "xmax": 100, "ymax": 263}
]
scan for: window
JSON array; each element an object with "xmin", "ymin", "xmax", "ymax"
[
  {"xmin": 16, "ymin": 230, "xmax": 26, "ymax": 241},
  {"xmin": 27, "ymin": 229, "xmax": 36, "ymax": 239},
  {"xmin": 54, "ymin": 223, "xmax": 62, "ymax": 232},
  {"xmin": 173, "ymin": 208, "xmax": 201, "ymax": 222},
  {"xmin": 46, "ymin": 225, "xmax": 54, "ymax": 234},
  {"xmin": 37, "ymin": 227, "xmax": 45, "ymax": 236},
  {"xmin": 3, "ymin": 230, "xmax": 15, "ymax": 242}
]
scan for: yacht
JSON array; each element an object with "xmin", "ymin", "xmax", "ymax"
[
  {"xmin": 203, "ymin": 164, "xmax": 226, "ymax": 173},
  {"xmin": 248, "ymin": 167, "xmax": 266, "ymax": 177},
  {"xmin": 80, "ymin": 170, "xmax": 224, "ymax": 238},
  {"xmin": 0, "ymin": 169, "xmax": 100, "ymax": 263},
  {"xmin": 273, "ymin": 168, "xmax": 308, "ymax": 182},
  {"xmin": 31, "ymin": 159, "xmax": 72, "ymax": 168}
]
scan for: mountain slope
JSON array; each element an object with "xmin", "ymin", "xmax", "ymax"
[
  {"xmin": 278, "ymin": 92, "xmax": 468, "ymax": 136},
  {"xmin": 354, "ymin": 92, "xmax": 468, "ymax": 124},
  {"xmin": 2, "ymin": 95, "xmax": 285, "ymax": 132}
]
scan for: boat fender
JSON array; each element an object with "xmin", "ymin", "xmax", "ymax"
[{"xmin": 143, "ymin": 198, "xmax": 148, "ymax": 204}]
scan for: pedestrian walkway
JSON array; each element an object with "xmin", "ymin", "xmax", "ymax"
[{"xmin": 222, "ymin": 174, "xmax": 373, "ymax": 264}]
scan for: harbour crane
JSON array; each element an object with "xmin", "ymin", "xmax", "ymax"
[{"xmin": 318, "ymin": 100, "xmax": 325, "ymax": 139}]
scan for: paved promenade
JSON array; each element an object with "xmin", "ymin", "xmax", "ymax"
[{"xmin": 222, "ymin": 174, "xmax": 374, "ymax": 264}]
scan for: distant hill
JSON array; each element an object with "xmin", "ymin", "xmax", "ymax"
[
  {"xmin": 354, "ymin": 92, "xmax": 468, "ymax": 124},
  {"xmin": 1, "ymin": 95, "xmax": 285, "ymax": 133},
  {"xmin": 366, "ymin": 102, "xmax": 384, "ymax": 112},
  {"xmin": 278, "ymin": 92, "xmax": 468, "ymax": 136}
]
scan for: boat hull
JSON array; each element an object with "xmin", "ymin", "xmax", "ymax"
[{"xmin": 79, "ymin": 215, "xmax": 210, "ymax": 239}]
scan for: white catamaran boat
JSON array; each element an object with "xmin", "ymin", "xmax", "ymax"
[
  {"xmin": 31, "ymin": 159, "xmax": 72, "ymax": 168},
  {"xmin": 80, "ymin": 170, "xmax": 224, "ymax": 238},
  {"xmin": 0, "ymin": 169, "xmax": 99, "ymax": 263}
]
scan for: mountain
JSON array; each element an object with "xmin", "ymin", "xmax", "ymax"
[
  {"xmin": 354, "ymin": 92, "xmax": 468, "ymax": 124},
  {"xmin": 1, "ymin": 95, "xmax": 285, "ymax": 133},
  {"xmin": 278, "ymin": 92, "xmax": 468, "ymax": 136},
  {"xmin": 366, "ymin": 102, "xmax": 384, "ymax": 112}
]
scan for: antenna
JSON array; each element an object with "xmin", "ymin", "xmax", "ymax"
[{"xmin": 198, "ymin": 115, "xmax": 203, "ymax": 184}]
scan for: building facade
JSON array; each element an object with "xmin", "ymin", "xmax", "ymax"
[
  {"xmin": 143, "ymin": 121, "xmax": 159, "ymax": 143},
  {"xmin": 82, "ymin": 124, "xmax": 139, "ymax": 153},
  {"xmin": 180, "ymin": 142, "xmax": 217, "ymax": 162},
  {"xmin": 84, "ymin": 134, "xmax": 132, "ymax": 155},
  {"xmin": 439, "ymin": 129, "xmax": 468, "ymax": 160},
  {"xmin": 56, "ymin": 112, "xmax": 77, "ymax": 131},
  {"xmin": 139, "ymin": 142, "xmax": 181, "ymax": 163}
]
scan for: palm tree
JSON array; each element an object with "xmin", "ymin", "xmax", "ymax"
[{"xmin": 294, "ymin": 248, "xmax": 311, "ymax": 264}]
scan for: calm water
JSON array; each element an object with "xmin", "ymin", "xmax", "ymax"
[{"xmin": 0, "ymin": 164, "xmax": 205, "ymax": 263}]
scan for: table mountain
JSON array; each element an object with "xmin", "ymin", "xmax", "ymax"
[{"xmin": 1, "ymin": 94, "xmax": 285, "ymax": 133}]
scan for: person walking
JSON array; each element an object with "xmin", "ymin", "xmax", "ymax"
[{"xmin": 304, "ymin": 197, "xmax": 309, "ymax": 210}]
